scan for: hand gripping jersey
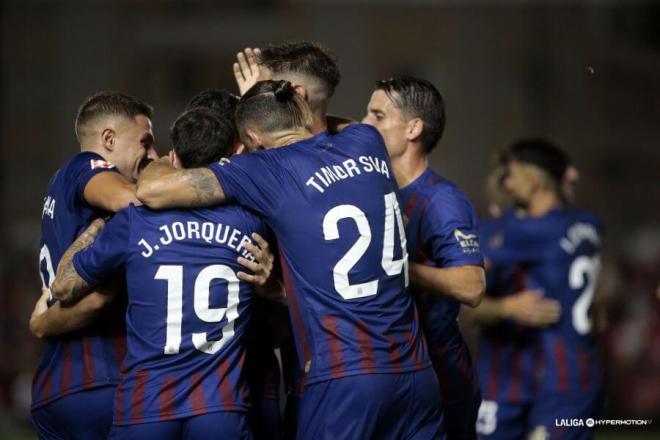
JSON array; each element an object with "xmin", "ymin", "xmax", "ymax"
[
  {"xmin": 209, "ymin": 124, "xmax": 430, "ymax": 385},
  {"xmin": 34, "ymin": 151, "xmax": 126, "ymax": 409},
  {"xmin": 478, "ymin": 212, "xmax": 541, "ymax": 405},
  {"xmin": 485, "ymin": 208, "xmax": 604, "ymax": 396},
  {"xmin": 72, "ymin": 203, "xmax": 268, "ymax": 425}
]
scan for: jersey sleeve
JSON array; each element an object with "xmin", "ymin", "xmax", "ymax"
[
  {"xmin": 71, "ymin": 153, "xmax": 121, "ymax": 201},
  {"xmin": 208, "ymin": 154, "xmax": 282, "ymax": 218},
  {"xmin": 73, "ymin": 207, "xmax": 131, "ymax": 286},
  {"xmin": 422, "ymin": 189, "xmax": 484, "ymax": 268}
]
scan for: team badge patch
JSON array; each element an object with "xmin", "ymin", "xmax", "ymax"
[{"xmin": 90, "ymin": 159, "xmax": 116, "ymax": 169}]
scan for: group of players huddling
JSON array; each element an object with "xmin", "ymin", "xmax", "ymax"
[{"xmin": 29, "ymin": 41, "xmax": 603, "ymax": 440}]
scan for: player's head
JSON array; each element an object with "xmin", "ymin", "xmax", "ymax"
[
  {"xmin": 235, "ymin": 80, "xmax": 313, "ymax": 151},
  {"xmin": 362, "ymin": 76, "xmax": 445, "ymax": 160},
  {"xmin": 185, "ymin": 88, "xmax": 241, "ymax": 149},
  {"xmin": 169, "ymin": 108, "xmax": 236, "ymax": 169},
  {"xmin": 75, "ymin": 92, "xmax": 156, "ymax": 182},
  {"xmin": 256, "ymin": 41, "xmax": 340, "ymax": 116},
  {"xmin": 500, "ymin": 138, "xmax": 570, "ymax": 207}
]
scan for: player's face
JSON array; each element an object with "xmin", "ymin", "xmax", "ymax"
[
  {"xmin": 503, "ymin": 161, "xmax": 535, "ymax": 206},
  {"xmin": 112, "ymin": 115, "xmax": 155, "ymax": 182},
  {"xmin": 362, "ymin": 90, "xmax": 408, "ymax": 159}
]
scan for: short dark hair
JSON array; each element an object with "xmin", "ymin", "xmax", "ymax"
[
  {"xmin": 185, "ymin": 89, "xmax": 239, "ymax": 121},
  {"xmin": 236, "ymin": 80, "xmax": 312, "ymax": 139},
  {"xmin": 75, "ymin": 92, "xmax": 153, "ymax": 142},
  {"xmin": 259, "ymin": 41, "xmax": 341, "ymax": 97},
  {"xmin": 374, "ymin": 76, "xmax": 446, "ymax": 153},
  {"xmin": 502, "ymin": 138, "xmax": 570, "ymax": 185},
  {"xmin": 170, "ymin": 108, "xmax": 236, "ymax": 168}
]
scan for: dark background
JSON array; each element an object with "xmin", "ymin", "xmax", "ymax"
[{"xmin": 2, "ymin": 0, "xmax": 659, "ymax": 438}]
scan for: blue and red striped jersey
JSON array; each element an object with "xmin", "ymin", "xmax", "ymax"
[
  {"xmin": 72, "ymin": 203, "xmax": 268, "ymax": 424},
  {"xmin": 478, "ymin": 213, "xmax": 541, "ymax": 403},
  {"xmin": 209, "ymin": 124, "xmax": 430, "ymax": 385},
  {"xmin": 399, "ymin": 168, "xmax": 483, "ymax": 403},
  {"xmin": 33, "ymin": 151, "xmax": 126, "ymax": 409},
  {"xmin": 482, "ymin": 208, "xmax": 604, "ymax": 398}
]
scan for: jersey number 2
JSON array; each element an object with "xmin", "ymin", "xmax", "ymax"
[
  {"xmin": 155, "ymin": 264, "xmax": 240, "ymax": 355},
  {"xmin": 323, "ymin": 192, "xmax": 408, "ymax": 300},
  {"xmin": 569, "ymin": 255, "xmax": 600, "ymax": 335}
]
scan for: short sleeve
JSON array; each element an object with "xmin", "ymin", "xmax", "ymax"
[
  {"xmin": 208, "ymin": 154, "xmax": 281, "ymax": 218},
  {"xmin": 73, "ymin": 207, "xmax": 131, "ymax": 285},
  {"xmin": 422, "ymin": 189, "xmax": 484, "ymax": 268},
  {"xmin": 72, "ymin": 153, "xmax": 121, "ymax": 201}
]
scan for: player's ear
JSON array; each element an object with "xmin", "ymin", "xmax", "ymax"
[
  {"xmin": 405, "ymin": 118, "xmax": 424, "ymax": 143},
  {"xmin": 101, "ymin": 128, "xmax": 116, "ymax": 152},
  {"xmin": 293, "ymin": 84, "xmax": 308, "ymax": 102},
  {"xmin": 168, "ymin": 149, "xmax": 180, "ymax": 169},
  {"xmin": 245, "ymin": 129, "xmax": 263, "ymax": 150}
]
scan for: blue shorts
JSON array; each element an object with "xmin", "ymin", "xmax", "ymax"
[
  {"xmin": 31, "ymin": 386, "xmax": 115, "ymax": 440},
  {"xmin": 298, "ymin": 367, "xmax": 444, "ymax": 440},
  {"xmin": 109, "ymin": 411, "xmax": 251, "ymax": 440},
  {"xmin": 476, "ymin": 400, "xmax": 530, "ymax": 440}
]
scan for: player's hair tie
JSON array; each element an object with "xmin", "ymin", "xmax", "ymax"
[{"xmin": 274, "ymin": 80, "xmax": 295, "ymax": 102}]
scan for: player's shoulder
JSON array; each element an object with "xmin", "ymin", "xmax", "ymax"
[
  {"xmin": 561, "ymin": 208, "xmax": 603, "ymax": 232},
  {"xmin": 423, "ymin": 170, "xmax": 475, "ymax": 210},
  {"xmin": 200, "ymin": 203, "xmax": 266, "ymax": 231},
  {"xmin": 65, "ymin": 151, "xmax": 116, "ymax": 173}
]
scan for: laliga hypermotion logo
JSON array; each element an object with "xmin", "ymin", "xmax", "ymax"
[{"xmin": 454, "ymin": 229, "xmax": 480, "ymax": 254}]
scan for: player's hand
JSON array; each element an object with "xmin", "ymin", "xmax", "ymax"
[
  {"xmin": 237, "ymin": 233, "xmax": 274, "ymax": 287},
  {"xmin": 233, "ymin": 48, "xmax": 261, "ymax": 96},
  {"xmin": 29, "ymin": 287, "xmax": 51, "ymax": 338},
  {"xmin": 501, "ymin": 289, "xmax": 562, "ymax": 327}
]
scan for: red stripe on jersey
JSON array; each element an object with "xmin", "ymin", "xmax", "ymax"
[
  {"xmin": 487, "ymin": 341, "xmax": 502, "ymax": 400},
  {"xmin": 404, "ymin": 194, "xmax": 419, "ymax": 220},
  {"xmin": 553, "ymin": 340, "xmax": 569, "ymax": 392},
  {"xmin": 131, "ymin": 369, "xmax": 148, "ymax": 424},
  {"xmin": 189, "ymin": 373, "xmax": 207, "ymax": 416},
  {"xmin": 322, "ymin": 315, "xmax": 346, "ymax": 378},
  {"xmin": 38, "ymin": 366, "xmax": 53, "ymax": 402},
  {"xmin": 114, "ymin": 383, "xmax": 125, "ymax": 424},
  {"xmin": 457, "ymin": 344, "xmax": 474, "ymax": 398},
  {"xmin": 355, "ymin": 320, "xmax": 377, "ymax": 374},
  {"xmin": 577, "ymin": 349, "xmax": 591, "ymax": 390},
  {"xmin": 405, "ymin": 330, "xmax": 422, "ymax": 366},
  {"xmin": 279, "ymin": 253, "xmax": 312, "ymax": 366},
  {"xmin": 415, "ymin": 200, "xmax": 431, "ymax": 261},
  {"xmin": 216, "ymin": 358, "xmax": 234, "ymax": 408},
  {"xmin": 159, "ymin": 377, "xmax": 176, "ymax": 421},
  {"xmin": 508, "ymin": 349, "xmax": 523, "ymax": 401},
  {"xmin": 238, "ymin": 350, "xmax": 249, "ymax": 403},
  {"xmin": 112, "ymin": 335, "xmax": 127, "ymax": 369},
  {"xmin": 387, "ymin": 335, "xmax": 405, "ymax": 373},
  {"xmin": 60, "ymin": 341, "xmax": 72, "ymax": 395},
  {"xmin": 82, "ymin": 337, "xmax": 95, "ymax": 388}
]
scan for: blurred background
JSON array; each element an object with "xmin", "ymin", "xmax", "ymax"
[{"xmin": 1, "ymin": 0, "xmax": 658, "ymax": 438}]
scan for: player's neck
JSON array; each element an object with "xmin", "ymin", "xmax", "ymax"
[
  {"xmin": 527, "ymin": 191, "xmax": 562, "ymax": 217},
  {"xmin": 268, "ymin": 129, "xmax": 314, "ymax": 148},
  {"xmin": 80, "ymin": 144, "xmax": 109, "ymax": 161},
  {"xmin": 310, "ymin": 111, "xmax": 327, "ymax": 134},
  {"xmin": 392, "ymin": 150, "xmax": 427, "ymax": 189}
]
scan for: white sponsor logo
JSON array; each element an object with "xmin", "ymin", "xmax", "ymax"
[
  {"xmin": 454, "ymin": 229, "xmax": 480, "ymax": 254},
  {"xmin": 90, "ymin": 159, "xmax": 115, "ymax": 169},
  {"xmin": 555, "ymin": 418, "xmax": 653, "ymax": 428}
]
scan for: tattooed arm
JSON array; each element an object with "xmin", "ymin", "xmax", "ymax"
[
  {"xmin": 136, "ymin": 157, "xmax": 225, "ymax": 210},
  {"xmin": 51, "ymin": 218, "xmax": 105, "ymax": 305}
]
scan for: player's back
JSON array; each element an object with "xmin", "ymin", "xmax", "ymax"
[
  {"xmin": 212, "ymin": 124, "xmax": 429, "ymax": 385},
  {"xmin": 487, "ymin": 208, "xmax": 603, "ymax": 394},
  {"xmin": 34, "ymin": 151, "xmax": 125, "ymax": 409},
  {"xmin": 97, "ymin": 203, "xmax": 268, "ymax": 425}
]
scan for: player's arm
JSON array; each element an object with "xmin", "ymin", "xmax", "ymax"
[
  {"xmin": 136, "ymin": 157, "xmax": 225, "ymax": 210},
  {"xmin": 411, "ymin": 263, "xmax": 485, "ymax": 308},
  {"xmin": 29, "ymin": 287, "xmax": 116, "ymax": 339},
  {"xmin": 84, "ymin": 172, "xmax": 140, "ymax": 212},
  {"xmin": 51, "ymin": 218, "xmax": 105, "ymax": 304},
  {"xmin": 467, "ymin": 289, "xmax": 561, "ymax": 327}
]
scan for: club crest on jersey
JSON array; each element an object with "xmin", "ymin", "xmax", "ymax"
[
  {"xmin": 90, "ymin": 159, "xmax": 115, "ymax": 170},
  {"xmin": 454, "ymin": 229, "xmax": 480, "ymax": 254}
]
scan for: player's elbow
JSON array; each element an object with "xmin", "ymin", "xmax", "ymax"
[
  {"xmin": 29, "ymin": 316, "xmax": 46, "ymax": 339},
  {"xmin": 108, "ymin": 190, "xmax": 140, "ymax": 212},
  {"xmin": 462, "ymin": 282, "xmax": 485, "ymax": 308},
  {"xmin": 136, "ymin": 181, "xmax": 166, "ymax": 210}
]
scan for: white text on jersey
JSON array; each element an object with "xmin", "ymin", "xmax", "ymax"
[{"xmin": 305, "ymin": 155, "xmax": 390, "ymax": 194}]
